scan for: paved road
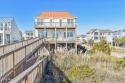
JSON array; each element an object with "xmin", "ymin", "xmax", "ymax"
[{"xmin": 111, "ymin": 52, "xmax": 125, "ymax": 58}]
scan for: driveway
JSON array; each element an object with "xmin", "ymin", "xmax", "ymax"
[{"xmin": 111, "ymin": 52, "xmax": 125, "ymax": 58}]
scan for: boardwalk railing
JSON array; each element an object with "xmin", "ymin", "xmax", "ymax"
[
  {"xmin": 8, "ymin": 56, "xmax": 48, "ymax": 83},
  {"xmin": 0, "ymin": 38, "xmax": 43, "ymax": 83},
  {"xmin": 0, "ymin": 38, "xmax": 39, "ymax": 56}
]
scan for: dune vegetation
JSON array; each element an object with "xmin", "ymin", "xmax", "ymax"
[{"xmin": 47, "ymin": 40, "xmax": 125, "ymax": 83}]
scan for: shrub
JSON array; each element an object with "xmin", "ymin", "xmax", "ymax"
[
  {"xmin": 116, "ymin": 58, "xmax": 125, "ymax": 69},
  {"xmin": 88, "ymin": 39, "xmax": 94, "ymax": 46},
  {"xmin": 82, "ymin": 39, "xmax": 87, "ymax": 44},
  {"xmin": 65, "ymin": 65, "xmax": 95, "ymax": 82},
  {"xmin": 91, "ymin": 40, "xmax": 111, "ymax": 55}
]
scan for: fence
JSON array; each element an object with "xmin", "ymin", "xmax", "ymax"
[
  {"xmin": 0, "ymin": 38, "xmax": 43, "ymax": 83},
  {"xmin": 112, "ymin": 47, "xmax": 125, "ymax": 53},
  {"xmin": 8, "ymin": 56, "xmax": 48, "ymax": 83}
]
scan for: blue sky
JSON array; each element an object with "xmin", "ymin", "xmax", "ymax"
[{"xmin": 0, "ymin": 0, "xmax": 125, "ymax": 34}]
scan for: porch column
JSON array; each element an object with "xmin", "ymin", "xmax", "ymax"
[
  {"xmin": 44, "ymin": 27, "xmax": 46, "ymax": 38},
  {"xmin": 66, "ymin": 27, "xmax": 67, "ymax": 50},
  {"xmin": 55, "ymin": 28, "xmax": 56, "ymax": 50},
  {"xmin": 98, "ymin": 32, "xmax": 100, "ymax": 42},
  {"xmin": 3, "ymin": 29, "xmax": 5, "ymax": 45},
  {"xmin": 75, "ymin": 28, "xmax": 77, "ymax": 54}
]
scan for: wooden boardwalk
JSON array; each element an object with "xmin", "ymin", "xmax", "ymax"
[{"xmin": 0, "ymin": 38, "xmax": 44, "ymax": 83}]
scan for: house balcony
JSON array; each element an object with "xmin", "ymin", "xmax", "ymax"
[
  {"xmin": 44, "ymin": 37, "xmax": 76, "ymax": 44},
  {"xmin": 94, "ymin": 35, "xmax": 99, "ymax": 37},
  {"xmin": 35, "ymin": 22, "xmax": 77, "ymax": 29},
  {"xmin": 0, "ymin": 27, "xmax": 11, "ymax": 34}
]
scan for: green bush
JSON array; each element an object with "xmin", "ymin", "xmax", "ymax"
[
  {"xmin": 88, "ymin": 39, "xmax": 94, "ymax": 46},
  {"xmin": 91, "ymin": 40, "xmax": 111, "ymax": 55},
  {"xmin": 116, "ymin": 59, "xmax": 125, "ymax": 69},
  {"xmin": 65, "ymin": 65, "xmax": 95, "ymax": 82},
  {"xmin": 82, "ymin": 40, "xmax": 87, "ymax": 44}
]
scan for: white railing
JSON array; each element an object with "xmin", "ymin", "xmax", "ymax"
[
  {"xmin": 45, "ymin": 37, "xmax": 76, "ymax": 43},
  {"xmin": 35, "ymin": 22, "xmax": 77, "ymax": 28}
]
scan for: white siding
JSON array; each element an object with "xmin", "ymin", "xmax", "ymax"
[{"xmin": 10, "ymin": 19, "xmax": 21, "ymax": 43}]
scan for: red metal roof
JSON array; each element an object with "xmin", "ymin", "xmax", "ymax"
[{"xmin": 35, "ymin": 11, "xmax": 76, "ymax": 18}]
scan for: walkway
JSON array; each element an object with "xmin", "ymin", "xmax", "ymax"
[
  {"xmin": 0, "ymin": 38, "xmax": 46, "ymax": 83},
  {"xmin": 111, "ymin": 52, "xmax": 125, "ymax": 58}
]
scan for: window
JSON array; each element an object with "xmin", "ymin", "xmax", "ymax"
[
  {"xmin": 67, "ymin": 19, "xmax": 70, "ymax": 23},
  {"xmin": 108, "ymin": 33, "xmax": 111, "ymax": 35},
  {"xmin": 94, "ymin": 37, "xmax": 98, "ymax": 40},
  {"xmin": 41, "ymin": 19, "xmax": 44, "ymax": 25},
  {"xmin": 37, "ymin": 18, "xmax": 44, "ymax": 25},
  {"xmin": 38, "ymin": 32, "xmax": 44, "ymax": 38},
  {"xmin": 64, "ymin": 32, "xmax": 66, "ymax": 37},
  {"xmin": 52, "ymin": 32, "xmax": 58, "ymax": 38},
  {"xmin": 64, "ymin": 32, "xmax": 73, "ymax": 37},
  {"xmin": 70, "ymin": 32, "xmax": 73, "ymax": 37},
  {"xmin": 5, "ymin": 24, "xmax": 7, "ymax": 27},
  {"xmin": 71, "ymin": 19, "xmax": 74, "ymax": 23},
  {"xmin": 5, "ymin": 27, "xmax": 7, "ymax": 30},
  {"xmin": 0, "ymin": 27, "xmax": 3, "ymax": 31},
  {"xmin": 50, "ymin": 19, "xmax": 53, "ymax": 23},
  {"xmin": 67, "ymin": 32, "xmax": 70, "ymax": 37},
  {"xmin": 38, "ymin": 31, "xmax": 47, "ymax": 38},
  {"xmin": 0, "ymin": 24, "xmax": 3, "ymax": 26}
]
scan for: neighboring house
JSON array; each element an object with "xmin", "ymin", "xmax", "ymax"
[
  {"xmin": 77, "ymin": 35, "xmax": 86, "ymax": 43},
  {"xmin": 113, "ymin": 29, "xmax": 125, "ymax": 38},
  {"xmin": 34, "ymin": 11, "xmax": 77, "ymax": 49},
  {"xmin": 23, "ymin": 30, "xmax": 34, "ymax": 40},
  {"xmin": 86, "ymin": 29, "xmax": 113, "ymax": 44},
  {"xmin": 19, "ymin": 30, "xmax": 23, "ymax": 41},
  {"xmin": 0, "ymin": 17, "xmax": 21, "ymax": 45}
]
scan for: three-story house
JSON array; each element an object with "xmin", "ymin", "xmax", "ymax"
[
  {"xmin": 0, "ymin": 17, "xmax": 21, "ymax": 45},
  {"xmin": 34, "ymin": 11, "xmax": 77, "ymax": 50}
]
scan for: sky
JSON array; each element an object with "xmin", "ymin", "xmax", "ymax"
[{"xmin": 0, "ymin": 0, "xmax": 125, "ymax": 34}]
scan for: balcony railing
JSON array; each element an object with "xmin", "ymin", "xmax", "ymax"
[
  {"xmin": 44, "ymin": 37, "xmax": 76, "ymax": 43},
  {"xmin": 35, "ymin": 22, "xmax": 77, "ymax": 28},
  {"xmin": 0, "ymin": 27, "xmax": 11, "ymax": 34}
]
